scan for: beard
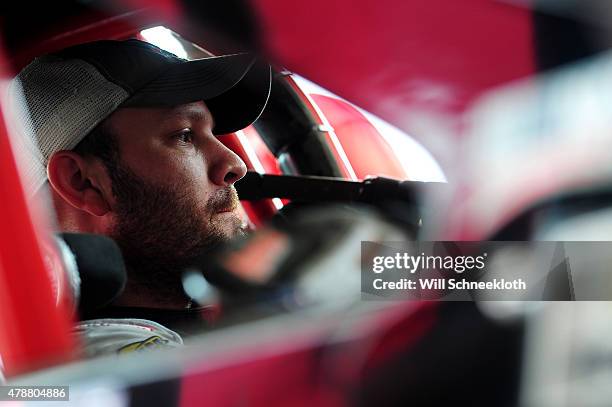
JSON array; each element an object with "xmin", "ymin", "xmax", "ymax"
[{"xmin": 106, "ymin": 161, "xmax": 245, "ymax": 303}]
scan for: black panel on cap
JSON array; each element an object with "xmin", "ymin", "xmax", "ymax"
[
  {"xmin": 56, "ymin": 39, "xmax": 184, "ymax": 93},
  {"xmin": 54, "ymin": 39, "xmax": 271, "ymax": 135}
]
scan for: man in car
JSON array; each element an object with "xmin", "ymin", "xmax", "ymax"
[{"xmin": 10, "ymin": 39, "xmax": 271, "ymax": 334}]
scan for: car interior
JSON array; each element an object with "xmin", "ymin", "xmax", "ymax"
[{"xmin": 2, "ymin": 1, "xmax": 612, "ymax": 406}]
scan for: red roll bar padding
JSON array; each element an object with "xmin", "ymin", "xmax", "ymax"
[{"xmin": 0, "ymin": 67, "xmax": 76, "ymax": 377}]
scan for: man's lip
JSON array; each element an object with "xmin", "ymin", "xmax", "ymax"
[{"xmin": 216, "ymin": 203, "xmax": 238, "ymax": 213}]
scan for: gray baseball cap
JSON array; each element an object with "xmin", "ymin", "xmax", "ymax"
[{"xmin": 8, "ymin": 39, "xmax": 271, "ymax": 195}]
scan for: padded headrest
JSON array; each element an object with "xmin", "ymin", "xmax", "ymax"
[{"xmin": 58, "ymin": 233, "xmax": 127, "ymax": 315}]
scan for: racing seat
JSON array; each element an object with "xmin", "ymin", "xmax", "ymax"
[
  {"xmin": 52, "ymin": 233, "xmax": 127, "ymax": 315},
  {"xmin": 48, "ymin": 233, "xmax": 182, "ymax": 356}
]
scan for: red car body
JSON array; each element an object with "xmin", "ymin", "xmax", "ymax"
[{"xmin": 0, "ymin": 1, "xmax": 540, "ymax": 404}]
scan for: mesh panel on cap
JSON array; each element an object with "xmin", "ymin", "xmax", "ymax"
[{"xmin": 8, "ymin": 55, "xmax": 129, "ymax": 196}]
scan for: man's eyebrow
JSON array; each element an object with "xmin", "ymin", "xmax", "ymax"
[{"xmin": 164, "ymin": 105, "xmax": 215, "ymax": 129}]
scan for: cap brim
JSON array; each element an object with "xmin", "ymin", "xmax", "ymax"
[{"xmin": 121, "ymin": 53, "xmax": 271, "ymax": 135}]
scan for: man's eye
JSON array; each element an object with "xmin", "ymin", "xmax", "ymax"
[{"xmin": 175, "ymin": 129, "xmax": 194, "ymax": 144}]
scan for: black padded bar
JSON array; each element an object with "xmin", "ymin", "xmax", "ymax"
[{"xmin": 235, "ymin": 171, "xmax": 443, "ymax": 203}]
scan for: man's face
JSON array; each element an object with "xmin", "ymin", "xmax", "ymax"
[{"xmin": 103, "ymin": 101, "xmax": 248, "ymax": 296}]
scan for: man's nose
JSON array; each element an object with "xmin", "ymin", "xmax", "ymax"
[{"xmin": 208, "ymin": 138, "xmax": 248, "ymax": 187}]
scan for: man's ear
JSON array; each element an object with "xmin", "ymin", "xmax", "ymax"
[{"xmin": 47, "ymin": 151, "xmax": 113, "ymax": 216}]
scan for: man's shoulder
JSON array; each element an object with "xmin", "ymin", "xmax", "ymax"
[{"xmin": 75, "ymin": 318, "xmax": 183, "ymax": 357}]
